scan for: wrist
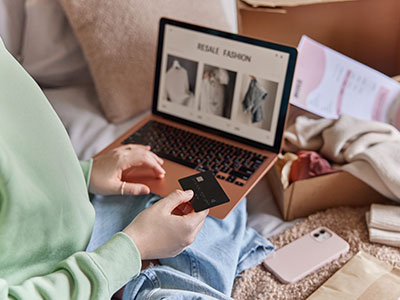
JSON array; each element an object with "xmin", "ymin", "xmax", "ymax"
[{"xmin": 123, "ymin": 227, "xmax": 148, "ymax": 260}]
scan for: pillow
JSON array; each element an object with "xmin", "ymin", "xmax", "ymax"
[
  {"xmin": 21, "ymin": 0, "xmax": 92, "ymax": 88},
  {"xmin": 58, "ymin": 0, "xmax": 233, "ymax": 123}
]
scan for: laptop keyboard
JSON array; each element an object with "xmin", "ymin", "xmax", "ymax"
[{"xmin": 122, "ymin": 120, "xmax": 267, "ymax": 186}]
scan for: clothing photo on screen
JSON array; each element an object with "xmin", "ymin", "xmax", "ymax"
[
  {"xmin": 235, "ymin": 75, "xmax": 278, "ymax": 131},
  {"xmin": 164, "ymin": 55, "xmax": 198, "ymax": 108},
  {"xmin": 198, "ymin": 64, "xmax": 237, "ymax": 119}
]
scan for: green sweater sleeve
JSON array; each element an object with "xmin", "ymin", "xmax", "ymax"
[
  {"xmin": 0, "ymin": 232, "xmax": 141, "ymax": 300},
  {"xmin": 79, "ymin": 159, "xmax": 93, "ymax": 188}
]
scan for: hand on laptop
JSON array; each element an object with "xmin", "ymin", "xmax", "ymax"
[
  {"xmin": 123, "ymin": 189, "xmax": 209, "ymax": 259},
  {"xmin": 89, "ymin": 144, "xmax": 165, "ymax": 195}
]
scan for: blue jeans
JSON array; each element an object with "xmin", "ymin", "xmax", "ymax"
[{"xmin": 87, "ymin": 194, "xmax": 274, "ymax": 299}]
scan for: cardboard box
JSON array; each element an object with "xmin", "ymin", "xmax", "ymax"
[
  {"xmin": 237, "ymin": 0, "xmax": 400, "ymax": 76},
  {"xmin": 238, "ymin": 1, "xmax": 399, "ymax": 219},
  {"xmin": 266, "ymin": 166, "xmax": 390, "ymax": 221}
]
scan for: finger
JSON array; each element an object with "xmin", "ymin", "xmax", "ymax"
[
  {"xmin": 161, "ymin": 189, "xmax": 194, "ymax": 211},
  {"xmin": 147, "ymin": 152, "xmax": 165, "ymax": 168},
  {"xmin": 120, "ymin": 144, "xmax": 150, "ymax": 151},
  {"xmin": 141, "ymin": 155, "xmax": 166, "ymax": 178},
  {"xmin": 192, "ymin": 210, "xmax": 208, "ymax": 234},
  {"xmin": 120, "ymin": 149, "xmax": 165, "ymax": 178},
  {"xmin": 123, "ymin": 182, "xmax": 150, "ymax": 195},
  {"xmin": 150, "ymin": 152, "xmax": 164, "ymax": 165},
  {"xmin": 132, "ymin": 144, "xmax": 151, "ymax": 150},
  {"xmin": 184, "ymin": 208, "xmax": 209, "ymax": 228}
]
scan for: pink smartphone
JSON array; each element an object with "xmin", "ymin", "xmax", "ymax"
[{"xmin": 263, "ymin": 227, "xmax": 349, "ymax": 283}]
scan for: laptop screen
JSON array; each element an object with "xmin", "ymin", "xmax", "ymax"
[{"xmin": 153, "ymin": 18, "xmax": 297, "ymax": 152}]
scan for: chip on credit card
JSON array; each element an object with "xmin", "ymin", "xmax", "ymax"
[{"xmin": 178, "ymin": 171, "xmax": 230, "ymax": 212}]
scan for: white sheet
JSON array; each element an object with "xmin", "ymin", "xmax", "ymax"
[{"xmin": 246, "ymin": 176, "xmax": 300, "ymax": 238}]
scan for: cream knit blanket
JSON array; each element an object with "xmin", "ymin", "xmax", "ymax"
[{"xmin": 284, "ymin": 115, "xmax": 400, "ymax": 201}]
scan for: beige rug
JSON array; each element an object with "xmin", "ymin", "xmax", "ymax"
[{"xmin": 232, "ymin": 206, "xmax": 400, "ymax": 299}]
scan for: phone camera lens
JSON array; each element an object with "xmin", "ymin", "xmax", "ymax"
[
  {"xmin": 313, "ymin": 233, "xmax": 319, "ymax": 238},
  {"xmin": 320, "ymin": 229, "xmax": 325, "ymax": 234}
]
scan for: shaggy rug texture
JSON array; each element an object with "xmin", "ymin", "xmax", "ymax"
[{"xmin": 232, "ymin": 206, "xmax": 400, "ymax": 299}]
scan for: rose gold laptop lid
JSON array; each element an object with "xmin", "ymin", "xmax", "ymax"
[{"xmin": 97, "ymin": 18, "xmax": 297, "ymax": 219}]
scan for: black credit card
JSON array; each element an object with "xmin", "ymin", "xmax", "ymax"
[{"xmin": 178, "ymin": 171, "xmax": 230, "ymax": 212}]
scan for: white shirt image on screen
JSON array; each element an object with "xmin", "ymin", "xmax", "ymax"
[{"xmin": 165, "ymin": 59, "xmax": 195, "ymax": 107}]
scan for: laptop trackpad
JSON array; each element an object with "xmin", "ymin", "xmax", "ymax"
[{"xmin": 121, "ymin": 161, "xmax": 197, "ymax": 197}]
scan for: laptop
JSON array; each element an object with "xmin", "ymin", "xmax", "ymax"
[{"xmin": 97, "ymin": 18, "xmax": 297, "ymax": 219}]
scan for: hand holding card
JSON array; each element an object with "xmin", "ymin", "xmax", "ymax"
[
  {"xmin": 123, "ymin": 189, "xmax": 209, "ymax": 259},
  {"xmin": 179, "ymin": 171, "xmax": 230, "ymax": 212}
]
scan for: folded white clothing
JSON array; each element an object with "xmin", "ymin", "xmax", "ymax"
[
  {"xmin": 366, "ymin": 205, "xmax": 400, "ymax": 248},
  {"xmin": 284, "ymin": 115, "xmax": 400, "ymax": 201},
  {"xmin": 367, "ymin": 226, "xmax": 400, "ymax": 248},
  {"xmin": 368, "ymin": 204, "xmax": 400, "ymax": 232}
]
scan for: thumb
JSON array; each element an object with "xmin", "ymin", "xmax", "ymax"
[
  {"xmin": 123, "ymin": 182, "xmax": 150, "ymax": 195},
  {"xmin": 188, "ymin": 208, "xmax": 209, "ymax": 232},
  {"xmin": 161, "ymin": 189, "xmax": 194, "ymax": 211}
]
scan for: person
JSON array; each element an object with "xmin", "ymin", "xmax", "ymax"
[{"xmin": 0, "ymin": 37, "xmax": 273, "ymax": 300}]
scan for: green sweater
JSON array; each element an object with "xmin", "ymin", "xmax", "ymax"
[{"xmin": 0, "ymin": 39, "xmax": 141, "ymax": 299}]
